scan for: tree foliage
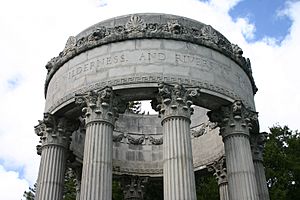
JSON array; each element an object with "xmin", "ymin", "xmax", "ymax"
[
  {"xmin": 195, "ymin": 171, "xmax": 219, "ymax": 200},
  {"xmin": 264, "ymin": 125, "xmax": 300, "ymax": 200},
  {"xmin": 23, "ymin": 183, "xmax": 36, "ymax": 200}
]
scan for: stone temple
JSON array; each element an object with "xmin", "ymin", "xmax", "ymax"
[{"xmin": 34, "ymin": 13, "xmax": 270, "ymax": 200}]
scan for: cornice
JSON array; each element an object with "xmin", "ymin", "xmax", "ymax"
[{"xmin": 44, "ymin": 13, "xmax": 257, "ymax": 97}]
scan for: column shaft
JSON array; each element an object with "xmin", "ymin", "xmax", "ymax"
[
  {"xmin": 163, "ymin": 117, "xmax": 196, "ymax": 200},
  {"xmin": 35, "ymin": 145, "xmax": 66, "ymax": 200},
  {"xmin": 254, "ymin": 161, "xmax": 270, "ymax": 200},
  {"xmin": 224, "ymin": 134, "xmax": 258, "ymax": 200},
  {"xmin": 80, "ymin": 122, "xmax": 113, "ymax": 200},
  {"xmin": 219, "ymin": 183, "xmax": 229, "ymax": 200},
  {"xmin": 153, "ymin": 83, "xmax": 199, "ymax": 200}
]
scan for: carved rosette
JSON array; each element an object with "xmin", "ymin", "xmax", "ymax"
[
  {"xmin": 35, "ymin": 113, "xmax": 77, "ymax": 153},
  {"xmin": 207, "ymin": 156, "xmax": 227, "ymax": 186},
  {"xmin": 75, "ymin": 87, "xmax": 126, "ymax": 126},
  {"xmin": 152, "ymin": 83, "xmax": 200, "ymax": 122},
  {"xmin": 250, "ymin": 132, "xmax": 267, "ymax": 162},
  {"xmin": 207, "ymin": 100, "xmax": 257, "ymax": 139}
]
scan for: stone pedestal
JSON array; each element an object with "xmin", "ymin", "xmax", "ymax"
[
  {"xmin": 208, "ymin": 100, "xmax": 259, "ymax": 200},
  {"xmin": 207, "ymin": 156, "xmax": 229, "ymax": 200},
  {"xmin": 153, "ymin": 83, "xmax": 199, "ymax": 200},
  {"xmin": 34, "ymin": 114, "xmax": 75, "ymax": 200},
  {"xmin": 75, "ymin": 87, "xmax": 124, "ymax": 200},
  {"xmin": 251, "ymin": 132, "xmax": 270, "ymax": 200}
]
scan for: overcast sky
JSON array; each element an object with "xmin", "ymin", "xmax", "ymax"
[{"xmin": 0, "ymin": 0, "xmax": 299, "ymax": 199}]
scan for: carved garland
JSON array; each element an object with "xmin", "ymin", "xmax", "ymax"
[{"xmin": 44, "ymin": 15, "xmax": 257, "ymax": 97}]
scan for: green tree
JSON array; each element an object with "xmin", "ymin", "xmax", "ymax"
[
  {"xmin": 23, "ymin": 183, "xmax": 36, "ymax": 200},
  {"xmin": 264, "ymin": 125, "xmax": 300, "ymax": 200},
  {"xmin": 195, "ymin": 171, "xmax": 219, "ymax": 200},
  {"xmin": 63, "ymin": 168, "xmax": 77, "ymax": 200}
]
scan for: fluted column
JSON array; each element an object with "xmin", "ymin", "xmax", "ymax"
[
  {"xmin": 207, "ymin": 156, "xmax": 229, "ymax": 200},
  {"xmin": 208, "ymin": 100, "xmax": 259, "ymax": 200},
  {"xmin": 75, "ymin": 87, "xmax": 125, "ymax": 200},
  {"xmin": 250, "ymin": 131, "xmax": 270, "ymax": 200},
  {"xmin": 152, "ymin": 83, "xmax": 199, "ymax": 200},
  {"xmin": 34, "ymin": 113, "xmax": 76, "ymax": 200}
]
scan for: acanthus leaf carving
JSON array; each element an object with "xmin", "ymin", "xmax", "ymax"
[
  {"xmin": 127, "ymin": 135, "xmax": 145, "ymax": 145},
  {"xmin": 113, "ymin": 133, "xmax": 124, "ymax": 142},
  {"xmin": 125, "ymin": 15, "xmax": 146, "ymax": 33},
  {"xmin": 207, "ymin": 100, "xmax": 258, "ymax": 138},
  {"xmin": 154, "ymin": 83, "xmax": 200, "ymax": 120},
  {"xmin": 207, "ymin": 156, "xmax": 227, "ymax": 185},
  {"xmin": 34, "ymin": 113, "xmax": 77, "ymax": 154},
  {"xmin": 75, "ymin": 87, "xmax": 126, "ymax": 125},
  {"xmin": 149, "ymin": 136, "xmax": 163, "ymax": 145}
]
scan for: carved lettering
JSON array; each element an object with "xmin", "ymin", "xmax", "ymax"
[
  {"xmin": 138, "ymin": 51, "xmax": 166, "ymax": 62},
  {"xmin": 67, "ymin": 53, "xmax": 127, "ymax": 80},
  {"xmin": 175, "ymin": 53, "xmax": 211, "ymax": 72}
]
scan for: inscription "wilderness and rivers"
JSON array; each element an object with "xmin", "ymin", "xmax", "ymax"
[{"xmin": 66, "ymin": 50, "xmax": 226, "ymax": 80}]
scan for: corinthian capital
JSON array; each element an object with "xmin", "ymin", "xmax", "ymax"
[
  {"xmin": 152, "ymin": 83, "xmax": 200, "ymax": 122},
  {"xmin": 75, "ymin": 87, "xmax": 126, "ymax": 126},
  {"xmin": 35, "ymin": 113, "xmax": 78, "ymax": 153},
  {"xmin": 250, "ymin": 132, "xmax": 267, "ymax": 161},
  {"xmin": 207, "ymin": 100, "xmax": 257, "ymax": 138},
  {"xmin": 207, "ymin": 156, "xmax": 227, "ymax": 186}
]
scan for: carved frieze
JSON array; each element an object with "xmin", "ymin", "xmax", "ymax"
[
  {"xmin": 127, "ymin": 135, "xmax": 145, "ymax": 145},
  {"xmin": 149, "ymin": 136, "xmax": 163, "ymax": 145},
  {"xmin": 44, "ymin": 14, "xmax": 257, "ymax": 97},
  {"xmin": 112, "ymin": 133, "xmax": 163, "ymax": 145}
]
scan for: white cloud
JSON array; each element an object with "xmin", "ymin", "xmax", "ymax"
[
  {"xmin": 0, "ymin": 165, "xmax": 29, "ymax": 200},
  {"xmin": 0, "ymin": 0, "xmax": 299, "ymax": 199}
]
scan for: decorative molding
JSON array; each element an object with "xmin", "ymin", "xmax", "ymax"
[
  {"xmin": 112, "ymin": 133, "xmax": 124, "ymax": 142},
  {"xmin": 44, "ymin": 14, "xmax": 257, "ymax": 97},
  {"xmin": 149, "ymin": 136, "xmax": 163, "ymax": 145},
  {"xmin": 46, "ymin": 74, "xmax": 251, "ymax": 113},
  {"xmin": 127, "ymin": 135, "xmax": 145, "ymax": 145}
]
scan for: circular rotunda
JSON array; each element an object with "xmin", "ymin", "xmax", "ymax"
[{"xmin": 34, "ymin": 13, "xmax": 269, "ymax": 200}]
